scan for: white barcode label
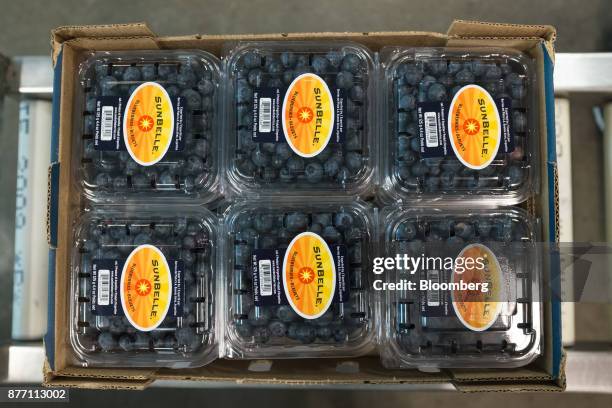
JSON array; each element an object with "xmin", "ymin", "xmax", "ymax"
[
  {"xmin": 258, "ymin": 98, "xmax": 272, "ymax": 133},
  {"xmin": 426, "ymin": 270, "xmax": 440, "ymax": 307},
  {"xmin": 97, "ymin": 269, "xmax": 111, "ymax": 306},
  {"xmin": 258, "ymin": 260, "xmax": 272, "ymax": 296},
  {"xmin": 100, "ymin": 106, "xmax": 114, "ymax": 141},
  {"xmin": 424, "ymin": 111, "xmax": 439, "ymax": 148}
]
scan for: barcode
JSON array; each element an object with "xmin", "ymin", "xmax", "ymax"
[
  {"xmin": 100, "ymin": 106, "xmax": 114, "ymax": 141},
  {"xmin": 258, "ymin": 260, "xmax": 272, "ymax": 296},
  {"xmin": 258, "ymin": 98, "xmax": 272, "ymax": 133},
  {"xmin": 97, "ymin": 269, "xmax": 111, "ymax": 306},
  {"xmin": 424, "ymin": 111, "xmax": 439, "ymax": 148},
  {"xmin": 427, "ymin": 270, "xmax": 440, "ymax": 307}
]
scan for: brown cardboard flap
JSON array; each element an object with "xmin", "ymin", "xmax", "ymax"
[
  {"xmin": 448, "ymin": 20, "xmax": 556, "ymax": 42},
  {"xmin": 52, "ymin": 23, "xmax": 155, "ymax": 46},
  {"xmin": 156, "ymin": 31, "xmax": 448, "ymax": 55},
  {"xmin": 155, "ymin": 358, "xmax": 449, "ymax": 384}
]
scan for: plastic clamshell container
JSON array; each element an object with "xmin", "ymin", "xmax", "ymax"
[
  {"xmin": 221, "ymin": 199, "xmax": 376, "ymax": 359},
  {"xmin": 224, "ymin": 41, "xmax": 376, "ymax": 197},
  {"xmin": 70, "ymin": 208, "xmax": 218, "ymax": 368},
  {"xmin": 380, "ymin": 47, "xmax": 538, "ymax": 205},
  {"xmin": 73, "ymin": 50, "xmax": 222, "ymax": 203},
  {"xmin": 379, "ymin": 207, "xmax": 541, "ymax": 369}
]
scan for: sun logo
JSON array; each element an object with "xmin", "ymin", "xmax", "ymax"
[
  {"xmin": 296, "ymin": 107, "xmax": 314, "ymax": 124},
  {"xmin": 298, "ymin": 267, "xmax": 315, "ymax": 284},
  {"xmin": 135, "ymin": 279, "xmax": 152, "ymax": 296},
  {"xmin": 137, "ymin": 115, "xmax": 154, "ymax": 132},
  {"xmin": 462, "ymin": 118, "xmax": 480, "ymax": 136}
]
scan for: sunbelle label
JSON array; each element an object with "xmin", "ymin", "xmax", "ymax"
[
  {"xmin": 415, "ymin": 85, "xmax": 514, "ymax": 169},
  {"xmin": 93, "ymin": 82, "xmax": 185, "ymax": 165},
  {"xmin": 251, "ymin": 232, "xmax": 349, "ymax": 319},
  {"xmin": 90, "ymin": 245, "xmax": 185, "ymax": 331},
  {"xmin": 252, "ymin": 73, "xmax": 346, "ymax": 157}
]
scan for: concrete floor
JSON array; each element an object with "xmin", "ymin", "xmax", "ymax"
[{"xmin": 1, "ymin": 0, "xmax": 612, "ymax": 406}]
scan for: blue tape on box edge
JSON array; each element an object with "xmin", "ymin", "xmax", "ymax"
[
  {"xmin": 44, "ymin": 47, "xmax": 63, "ymax": 371},
  {"xmin": 542, "ymin": 43, "xmax": 562, "ymax": 380}
]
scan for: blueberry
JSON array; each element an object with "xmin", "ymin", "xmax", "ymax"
[
  {"xmin": 268, "ymin": 321, "xmax": 287, "ymax": 337},
  {"xmin": 411, "ymin": 162, "xmax": 428, "ymax": 177},
  {"xmin": 234, "ymin": 320, "xmax": 253, "ymax": 338},
  {"xmin": 336, "ymin": 71, "xmax": 354, "ymax": 89},
  {"xmin": 316, "ymin": 326, "xmax": 333, "ymax": 341},
  {"xmin": 323, "ymin": 157, "xmax": 341, "ymax": 177},
  {"xmin": 118, "ymin": 334, "xmax": 135, "ymax": 351},
  {"xmin": 305, "ymin": 162, "xmax": 323, "ymax": 183},
  {"xmin": 253, "ymin": 326, "xmax": 271, "ymax": 344},
  {"xmin": 122, "ymin": 66, "xmax": 142, "ymax": 82},
  {"xmin": 398, "ymin": 93, "xmax": 416, "ymax": 110},
  {"xmin": 322, "ymin": 226, "xmax": 342, "ymax": 243},
  {"xmin": 345, "ymin": 152, "xmax": 362, "ymax": 172},
  {"xmin": 326, "ymin": 51, "xmax": 343, "ymax": 68},
  {"xmin": 296, "ymin": 325, "xmax": 316, "ymax": 344},
  {"xmin": 332, "ymin": 325, "xmax": 347, "ymax": 342},
  {"xmin": 505, "ymin": 164, "xmax": 523, "ymax": 186},
  {"xmin": 181, "ymin": 89, "xmax": 202, "ymax": 110},
  {"xmin": 275, "ymin": 143, "xmax": 292, "ymax": 160},
  {"xmin": 276, "ymin": 305, "xmax": 298, "ymax": 323},
  {"xmin": 251, "ymin": 149, "xmax": 270, "ymax": 167},
  {"xmin": 175, "ymin": 327, "xmax": 198, "ymax": 347},
  {"xmin": 427, "ymin": 83, "xmax": 447, "ymax": 102},
  {"xmin": 511, "ymin": 83, "xmax": 526, "ymax": 100},
  {"xmin": 177, "ymin": 71, "xmax": 196, "ymax": 89},
  {"xmin": 429, "ymin": 60, "xmax": 447, "ymax": 76},
  {"xmin": 186, "ymin": 155, "xmax": 205, "ymax": 173},
  {"xmin": 456, "ymin": 69, "xmax": 475, "ymax": 83},
  {"xmin": 402, "ymin": 65, "xmax": 422, "ymax": 86},
  {"xmin": 266, "ymin": 60, "xmax": 283, "ymax": 75},
  {"xmin": 313, "ymin": 213, "xmax": 332, "ymax": 226},
  {"xmin": 158, "ymin": 64, "xmax": 177, "ymax": 78},
  {"xmin": 197, "ymin": 79, "xmax": 215, "ymax": 95},
  {"xmin": 286, "ymin": 212, "xmax": 308, "ymax": 231},
  {"xmin": 440, "ymin": 170, "xmax": 457, "ymax": 189},
  {"xmin": 253, "ymin": 214, "xmax": 273, "ymax": 233},
  {"xmin": 99, "ymin": 76, "xmax": 117, "ymax": 95},
  {"xmin": 97, "ymin": 332, "xmax": 116, "ymax": 352},
  {"xmin": 236, "ymin": 83, "xmax": 253, "ymax": 103},
  {"xmin": 280, "ymin": 52, "xmax": 297, "ymax": 68},
  {"xmin": 242, "ymin": 52, "xmax": 262, "ymax": 69},
  {"xmin": 454, "ymin": 222, "xmax": 475, "ymax": 239},
  {"xmin": 333, "ymin": 211, "xmax": 353, "ymax": 231},
  {"xmin": 350, "ymin": 85, "xmax": 365, "ymax": 101},
  {"xmin": 312, "ymin": 56, "xmax": 330, "ymax": 73},
  {"xmin": 485, "ymin": 65, "xmax": 503, "ymax": 80},
  {"xmin": 395, "ymin": 222, "xmax": 416, "ymax": 241},
  {"xmin": 476, "ymin": 219, "xmax": 492, "ymax": 237},
  {"xmin": 248, "ymin": 69, "xmax": 264, "ymax": 87},
  {"xmin": 286, "ymin": 156, "xmax": 305, "ymax": 175},
  {"xmin": 341, "ymin": 54, "xmax": 362, "ymax": 74}
]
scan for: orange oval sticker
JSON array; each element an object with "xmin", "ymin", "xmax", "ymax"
[
  {"xmin": 447, "ymin": 85, "xmax": 501, "ymax": 170},
  {"xmin": 451, "ymin": 243, "xmax": 502, "ymax": 331},
  {"xmin": 120, "ymin": 244, "xmax": 172, "ymax": 331},
  {"xmin": 123, "ymin": 82, "xmax": 174, "ymax": 166},
  {"xmin": 282, "ymin": 232, "xmax": 336, "ymax": 319},
  {"xmin": 282, "ymin": 73, "xmax": 334, "ymax": 158}
]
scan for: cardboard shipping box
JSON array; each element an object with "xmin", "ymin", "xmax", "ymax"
[{"xmin": 44, "ymin": 20, "xmax": 564, "ymax": 391}]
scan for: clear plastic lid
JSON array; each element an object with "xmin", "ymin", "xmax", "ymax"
[
  {"xmin": 224, "ymin": 42, "xmax": 376, "ymax": 197},
  {"xmin": 379, "ymin": 207, "xmax": 541, "ymax": 368},
  {"xmin": 221, "ymin": 199, "xmax": 376, "ymax": 358},
  {"xmin": 380, "ymin": 47, "xmax": 538, "ymax": 205},
  {"xmin": 73, "ymin": 50, "xmax": 222, "ymax": 202},
  {"xmin": 70, "ymin": 208, "xmax": 218, "ymax": 368}
]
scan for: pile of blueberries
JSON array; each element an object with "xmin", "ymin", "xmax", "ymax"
[
  {"xmin": 230, "ymin": 208, "xmax": 369, "ymax": 346},
  {"xmin": 232, "ymin": 48, "xmax": 369, "ymax": 187},
  {"xmin": 391, "ymin": 57, "xmax": 529, "ymax": 194},
  {"xmin": 391, "ymin": 213, "xmax": 532, "ymax": 353},
  {"xmin": 76, "ymin": 217, "xmax": 213, "ymax": 355},
  {"xmin": 81, "ymin": 57, "xmax": 217, "ymax": 195}
]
